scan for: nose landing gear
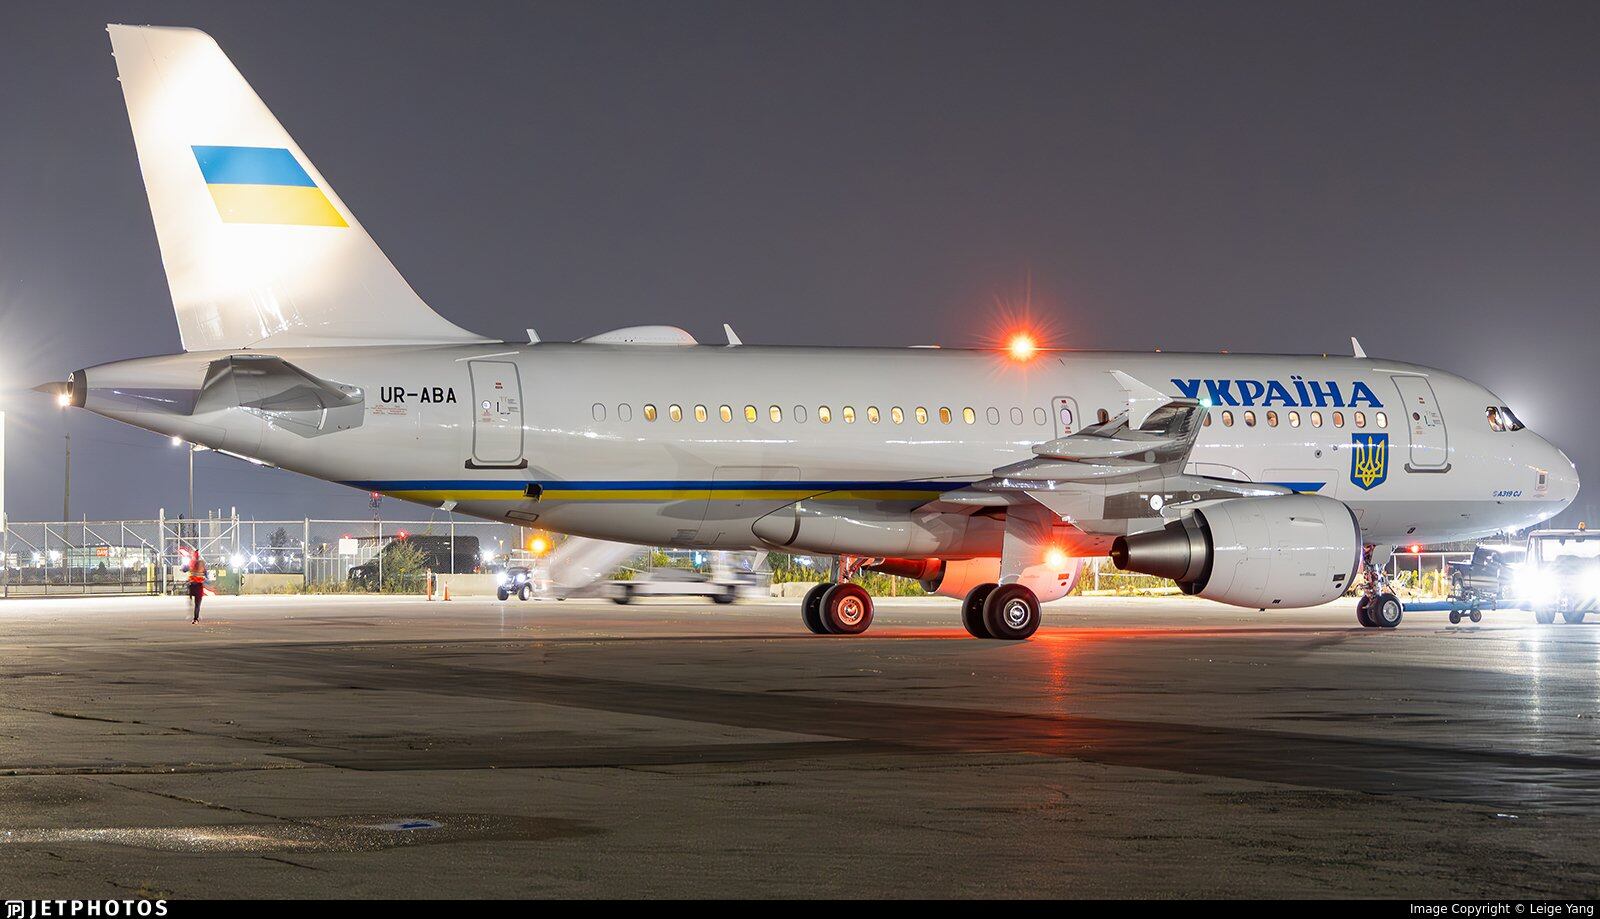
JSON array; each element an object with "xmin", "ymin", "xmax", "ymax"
[{"xmin": 1355, "ymin": 545, "xmax": 1403, "ymax": 629}]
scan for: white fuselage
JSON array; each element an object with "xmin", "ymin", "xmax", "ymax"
[{"xmin": 77, "ymin": 343, "xmax": 1579, "ymax": 556}]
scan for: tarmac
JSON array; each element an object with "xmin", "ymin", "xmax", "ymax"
[{"xmin": 2, "ymin": 593, "xmax": 1598, "ymax": 898}]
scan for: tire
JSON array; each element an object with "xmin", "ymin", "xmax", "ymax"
[
  {"xmin": 518, "ymin": 583, "xmax": 531, "ymax": 601},
  {"xmin": 1563, "ymin": 610, "xmax": 1586, "ymax": 624},
  {"xmin": 1535, "ymin": 608, "xmax": 1556, "ymax": 624},
  {"xmin": 962, "ymin": 583, "xmax": 998, "ymax": 638},
  {"xmin": 820, "ymin": 582, "xmax": 873, "ymax": 635},
  {"xmin": 983, "ymin": 583, "xmax": 1041, "ymax": 641},
  {"xmin": 496, "ymin": 586, "xmax": 509, "ymax": 601},
  {"xmin": 1373, "ymin": 592, "xmax": 1403, "ymax": 629},
  {"xmin": 613, "ymin": 586, "xmax": 634, "ymax": 606},
  {"xmin": 1355, "ymin": 595, "xmax": 1376, "ymax": 628},
  {"xmin": 801, "ymin": 582, "xmax": 830, "ymax": 634},
  {"xmin": 1448, "ymin": 610, "xmax": 1460, "ymax": 625},
  {"xmin": 711, "ymin": 588, "xmax": 736, "ymax": 605},
  {"xmin": 1469, "ymin": 609, "xmax": 1482, "ymax": 623}
]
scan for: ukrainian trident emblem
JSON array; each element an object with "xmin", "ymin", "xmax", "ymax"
[{"xmin": 1349, "ymin": 433, "xmax": 1388, "ymax": 490}]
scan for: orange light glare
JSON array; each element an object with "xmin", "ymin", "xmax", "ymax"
[
  {"xmin": 1008, "ymin": 333, "xmax": 1038, "ymax": 361},
  {"xmin": 529, "ymin": 536, "xmax": 550, "ymax": 556},
  {"xmin": 1045, "ymin": 547, "xmax": 1070, "ymax": 569}
]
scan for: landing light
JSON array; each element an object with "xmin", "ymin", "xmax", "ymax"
[
  {"xmin": 56, "ymin": 393, "xmax": 70, "ymax": 408},
  {"xmin": 529, "ymin": 535, "xmax": 550, "ymax": 556},
  {"xmin": 1045, "ymin": 547, "xmax": 1070, "ymax": 569},
  {"xmin": 1007, "ymin": 333, "xmax": 1038, "ymax": 361}
]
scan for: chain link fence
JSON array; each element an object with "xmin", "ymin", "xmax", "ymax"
[{"xmin": 1, "ymin": 512, "xmax": 539, "ymax": 597}]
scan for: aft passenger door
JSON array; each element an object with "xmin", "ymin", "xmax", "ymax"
[
  {"xmin": 467, "ymin": 360, "xmax": 526, "ymax": 469},
  {"xmin": 1391, "ymin": 376, "xmax": 1448, "ymax": 470}
]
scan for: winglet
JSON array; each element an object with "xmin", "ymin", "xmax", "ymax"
[
  {"xmin": 526, "ymin": 328, "xmax": 540, "ymax": 344},
  {"xmin": 723, "ymin": 323, "xmax": 743, "ymax": 346},
  {"xmin": 1110, "ymin": 370, "xmax": 1173, "ymax": 430},
  {"xmin": 1351, "ymin": 336, "xmax": 1367, "ymax": 359}
]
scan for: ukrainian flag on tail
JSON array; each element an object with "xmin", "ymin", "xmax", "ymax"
[{"xmin": 191, "ymin": 145, "xmax": 347, "ymax": 227}]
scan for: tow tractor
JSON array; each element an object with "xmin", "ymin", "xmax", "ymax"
[
  {"xmin": 1515, "ymin": 528, "xmax": 1600, "ymax": 624},
  {"xmin": 1401, "ymin": 529, "xmax": 1596, "ymax": 624}
]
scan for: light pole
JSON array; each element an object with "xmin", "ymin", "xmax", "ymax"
[
  {"xmin": 62, "ymin": 433, "xmax": 70, "ymax": 523},
  {"xmin": 173, "ymin": 436, "xmax": 196, "ymax": 522}
]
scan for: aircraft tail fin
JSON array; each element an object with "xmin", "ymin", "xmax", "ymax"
[{"xmin": 107, "ymin": 25, "xmax": 489, "ymax": 351}]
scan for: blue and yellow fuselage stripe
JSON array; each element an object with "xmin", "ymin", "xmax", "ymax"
[
  {"xmin": 345, "ymin": 480, "xmax": 964, "ymax": 505},
  {"xmin": 191, "ymin": 145, "xmax": 347, "ymax": 227}
]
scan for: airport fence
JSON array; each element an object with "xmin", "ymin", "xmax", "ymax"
[{"xmin": 0, "ymin": 512, "xmax": 541, "ymax": 597}]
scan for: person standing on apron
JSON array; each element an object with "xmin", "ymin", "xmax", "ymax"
[{"xmin": 184, "ymin": 550, "xmax": 207, "ymax": 623}]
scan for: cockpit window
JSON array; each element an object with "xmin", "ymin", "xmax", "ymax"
[{"xmin": 1487, "ymin": 406, "xmax": 1524, "ymax": 432}]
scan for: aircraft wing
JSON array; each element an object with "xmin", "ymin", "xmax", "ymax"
[{"xmin": 924, "ymin": 371, "xmax": 1290, "ymax": 539}]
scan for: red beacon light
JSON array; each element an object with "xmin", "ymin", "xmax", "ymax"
[{"xmin": 1007, "ymin": 333, "xmax": 1038, "ymax": 361}]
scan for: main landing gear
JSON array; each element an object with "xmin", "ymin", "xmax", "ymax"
[
  {"xmin": 800, "ymin": 557, "xmax": 875, "ymax": 635},
  {"xmin": 798, "ymin": 557, "xmax": 1042, "ymax": 640},
  {"xmin": 1354, "ymin": 545, "xmax": 1403, "ymax": 629},
  {"xmin": 961, "ymin": 582, "xmax": 1042, "ymax": 640}
]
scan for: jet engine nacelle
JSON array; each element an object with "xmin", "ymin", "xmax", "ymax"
[
  {"xmin": 1109, "ymin": 494, "xmax": 1360, "ymax": 609},
  {"xmin": 869, "ymin": 556, "xmax": 1084, "ymax": 603}
]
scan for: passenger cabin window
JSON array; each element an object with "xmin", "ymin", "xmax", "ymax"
[
  {"xmin": 1243, "ymin": 410, "xmax": 1256, "ymax": 427},
  {"xmin": 745, "ymin": 405, "xmax": 758, "ymax": 423},
  {"xmin": 1059, "ymin": 406, "xmax": 1073, "ymax": 429},
  {"xmin": 842, "ymin": 406, "xmax": 856, "ymax": 424},
  {"xmin": 720, "ymin": 405, "xmax": 732, "ymax": 423},
  {"xmin": 1222, "ymin": 411, "xmax": 1235, "ymax": 427},
  {"xmin": 1266, "ymin": 410, "xmax": 1278, "ymax": 427},
  {"xmin": 592, "ymin": 403, "xmax": 606, "ymax": 421},
  {"xmin": 818, "ymin": 406, "xmax": 832, "ymax": 423},
  {"xmin": 669, "ymin": 404, "xmax": 683, "ymax": 422},
  {"xmin": 962, "ymin": 407, "xmax": 976, "ymax": 424},
  {"xmin": 618, "ymin": 403, "xmax": 632, "ymax": 422},
  {"xmin": 793, "ymin": 406, "xmax": 807, "ymax": 423},
  {"xmin": 1375, "ymin": 411, "xmax": 1387, "ymax": 429},
  {"xmin": 1034, "ymin": 408, "xmax": 1048, "ymax": 425},
  {"xmin": 1310, "ymin": 411, "xmax": 1323, "ymax": 427},
  {"xmin": 1288, "ymin": 411, "xmax": 1300, "ymax": 427},
  {"xmin": 939, "ymin": 407, "xmax": 952, "ymax": 424},
  {"xmin": 891, "ymin": 407, "xmax": 905, "ymax": 424},
  {"xmin": 1010, "ymin": 407, "xmax": 1024, "ymax": 425},
  {"xmin": 1332, "ymin": 411, "xmax": 1345, "ymax": 427},
  {"xmin": 1097, "ymin": 408, "xmax": 1110, "ymax": 425},
  {"xmin": 693, "ymin": 404, "xmax": 707, "ymax": 422},
  {"xmin": 643, "ymin": 404, "xmax": 658, "ymax": 422},
  {"xmin": 915, "ymin": 407, "xmax": 928, "ymax": 424},
  {"xmin": 868, "ymin": 406, "xmax": 881, "ymax": 424},
  {"xmin": 769, "ymin": 405, "xmax": 782, "ymax": 423},
  {"xmin": 1353, "ymin": 411, "xmax": 1366, "ymax": 428},
  {"xmin": 987, "ymin": 407, "xmax": 1000, "ymax": 425},
  {"xmin": 1203, "ymin": 412, "xmax": 1212, "ymax": 427}
]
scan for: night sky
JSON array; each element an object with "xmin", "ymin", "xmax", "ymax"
[{"xmin": 1, "ymin": 1, "xmax": 1596, "ymax": 526}]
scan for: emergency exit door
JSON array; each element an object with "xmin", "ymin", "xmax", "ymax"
[
  {"xmin": 1392, "ymin": 375, "xmax": 1448, "ymax": 469},
  {"xmin": 468, "ymin": 360, "xmax": 525, "ymax": 468},
  {"xmin": 1052, "ymin": 396, "xmax": 1081, "ymax": 438}
]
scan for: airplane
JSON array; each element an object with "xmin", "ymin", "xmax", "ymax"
[{"xmin": 50, "ymin": 25, "xmax": 1579, "ymax": 639}]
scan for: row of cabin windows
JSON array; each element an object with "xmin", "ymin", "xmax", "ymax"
[
  {"xmin": 1204, "ymin": 409, "xmax": 1388, "ymax": 429},
  {"xmin": 593, "ymin": 402, "xmax": 1392, "ymax": 432},
  {"xmin": 609, "ymin": 403, "xmax": 1055, "ymax": 426}
]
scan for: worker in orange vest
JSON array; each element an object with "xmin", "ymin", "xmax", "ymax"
[{"xmin": 183, "ymin": 549, "xmax": 207, "ymax": 623}]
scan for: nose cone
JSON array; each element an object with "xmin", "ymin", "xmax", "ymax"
[{"xmin": 1550, "ymin": 445, "xmax": 1581, "ymax": 512}]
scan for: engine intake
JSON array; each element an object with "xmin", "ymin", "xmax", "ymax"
[{"xmin": 1110, "ymin": 494, "xmax": 1360, "ymax": 609}]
